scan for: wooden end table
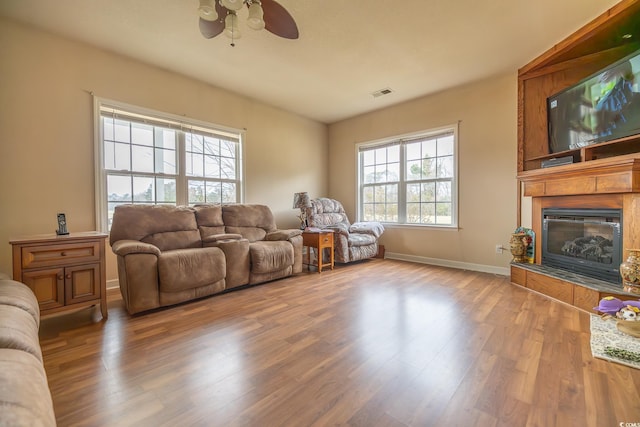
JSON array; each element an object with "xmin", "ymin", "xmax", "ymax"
[{"xmin": 302, "ymin": 230, "xmax": 334, "ymax": 273}]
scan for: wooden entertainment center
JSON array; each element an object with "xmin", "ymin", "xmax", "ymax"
[{"xmin": 512, "ymin": 0, "xmax": 640, "ymax": 310}]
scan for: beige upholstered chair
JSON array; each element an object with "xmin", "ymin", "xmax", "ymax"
[{"xmin": 305, "ymin": 198, "xmax": 384, "ymax": 263}]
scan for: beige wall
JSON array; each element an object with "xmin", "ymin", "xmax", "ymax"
[
  {"xmin": 328, "ymin": 73, "xmax": 518, "ymax": 271},
  {"xmin": 0, "ymin": 18, "xmax": 328, "ymax": 281}
]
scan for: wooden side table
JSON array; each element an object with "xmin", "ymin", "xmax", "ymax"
[
  {"xmin": 9, "ymin": 231, "xmax": 108, "ymax": 320},
  {"xmin": 302, "ymin": 230, "xmax": 334, "ymax": 273}
]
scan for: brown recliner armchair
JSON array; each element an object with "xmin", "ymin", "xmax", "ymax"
[{"xmin": 305, "ymin": 198, "xmax": 384, "ymax": 263}]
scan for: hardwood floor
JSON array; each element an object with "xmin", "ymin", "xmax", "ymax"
[{"xmin": 39, "ymin": 259, "xmax": 640, "ymax": 426}]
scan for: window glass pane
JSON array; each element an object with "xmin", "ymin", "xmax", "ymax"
[
  {"xmin": 374, "ymin": 165, "xmax": 387, "ymax": 183},
  {"xmin": 407, "ymin": 203, "xmax": 420, "ymax": 223},
  {"xmin": 103, "ymin": 117, "xmax": 114, "ymax": 141},
  {"xmin": 221, "ymin": 182, "xmax": 236, "ymax": 203},
  {"xmin": 221, "ymin": 158, "xmax": 236, "ymax": 180},
  {"xmin": 187, "ymin": 152, "xmax": 204, "ymax": 177},
  {"xmin": 188, "ymin": 134, "xmax": 204, "ymax": 154},
  {"xmin": 156, "ymin": 178, "xmax": 176, "ymax": 203},
  {"xmin": 386, "ymin": 184, "xmax": 398, "ymax": 202},
  {"xmin": 363, "ymin": 166, "xmax": 375, "ymax": 184},
  {"xmin": 438, "ymin": 135, "xmax": 454, "ymax": 156},
  {"xmin": 157, "ymin": 129, "xmax": 176, "ymax": 150},
  {"xmin": 387, "ymin": 146, "xmax": 400, "ymax": 163},
  {"xmin": 155, "ymin": 148, "xmax": 176, "ymax": 174},
  {"xmin": 131, "ymin": 122, "xmax": 153, "ymax": 146},
  {"xmin": 104, "ymin": 141, "xmax": 116, "ymax": 170},
  {"xmin": 113, "ymin": 142, "xmax": 130, "ymax": 171},
  {"xmin": 114, "ymin": 119, "xmax": 130, "ymax": 143},
  {"xmin": 204, "ymin": 137, "xmax": 221, "ymax": 157},
  {"xmin": 131, "ymin": 145, "xmax": 154, "ymax": 173},
  {"xmin": 387, "ymin": 162, "xmax": 400, "ymax": 182},
  {"xmin": 188, "ymin": 180, "xmax": 205, "ymax": 204},
  {"xmin": 374, "ymin": 185, "xmax": 386, "ymax": 202},
  {"xmin": 406, "ymin": 142, "xmax": 421, "ymax": 160},
  {"xmin": 421, "ymin": 182, "xmax": 435, "ymax": 202},
  {"xmin": 422, "ymin": 203, "xmax": 436, "ymax": 224},
  {"xmin": 107, "ymin": 175, "xmax": 132, "ymax": 202},
  {"xmin": 375, "ymin": 147, "xmax": 387, "ymax": 164},
  {"xmin": 374, "ymin": 203, "xmax": 385, "ymax": 220},
  {"xmin": 437, "ymin": 156, "xmax": 454, "ymax": 178},
  {"xmin": 362, "ymin": 187, "xmax": 374, "ymax": 203},
  {"xmin": 362, "ymin": 150, "xmax": 375, "ymax": 166},
  {"xmin": 407, "ymin": 160, "xmax": 421, "ymax": 181},
  {"xmin": 133, "ymin": 176, "xmax": 154, "ymax": 202},
  {"xmin": 407, "ymin": 183, "xmax": 420, "ymax": 203},
  {"xmin": 221, "ymin": 140, "xmax": 235, "ymax": 158},
  {"xmin": 437, "ymin": 181, "xmax": 452, "ymax": 202},
  {"xmin": 436, "ymin": 203, "xmax": 452, "ymax": 225},
  {"xmin": 422, "ymin": 139, "xmax": 437, "ymax": 158},
  {"xmin": 363, "ymin": 203, "xmax": 374, "ymax": 221},
  {"xmin": 205, "ymin": 155, "xmax": 220, "ymax": 178},
  {"xmin": 422, "ymin": 158, "xmax": 436, "ymax": 179},
  {"xmin": 206, "ymin": 181, "xmax": 221, "ymax": 204}
]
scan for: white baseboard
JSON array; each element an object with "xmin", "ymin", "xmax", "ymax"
[
  {"xmin": 384, "ymin": 252, "xmax": 510, "ymax": 276},
  {"xmin": 107, "ymin": 278, "xmax": 120, "ymax": 290}
]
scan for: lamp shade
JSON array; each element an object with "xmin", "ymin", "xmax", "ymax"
[
  {"xmin": 224, "ymin": 12, "xmax": 241, "ymax": 39},
  {"xmin": 247, "ymin": 2, "xmax": 265, "ymax": 30},
  {"xmin": 221, "ymin": 0, "xmax": 244, "ymax": 11},
  {"xmin": 293, "ymin": 192, "xmax": 311, "ymax": 209},
  {"xmin": 198, "ymin": 0, "xmax": 218, "ymax": 21}
]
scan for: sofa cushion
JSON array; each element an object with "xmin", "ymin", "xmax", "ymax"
[
  {"xmin": 194, "ymin": 205, "xmax": 226, "ymax": 239},
  {"xmin": 0, "ymin": 279, "xmax": 40, "ymax": 326},
  {"xmin": 249, "ymin": 241, "xmax": 294, "ymax": 274},
  {"xmin": 158, "ymin": 247, "xmax": 226, "ymax": 293},
  {"xmin": 110, "ymin": 205, "xmax": 201, "ymax": 251},
  {"xmin": 223, "ymin": 205, "xmax": 277, "ymax": 242},
  {"xmin": 0, "ymin": 304, "xmax": 42, "ymax": 362},
  {"xmin": 0, "ymin": 349, "xmax": 56, "ymax": 427}
]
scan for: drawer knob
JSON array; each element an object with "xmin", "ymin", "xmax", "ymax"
[
  {"xmin": 66, "ymin": 274, "xmax": 72, "ymax": 279},
  {"xmin": 58, "ymin": 275, "xmax": 64, "ymax": 280},
  {"xmin": 61, "ymin": 252, "xmax": 67, "ymax": 256}
]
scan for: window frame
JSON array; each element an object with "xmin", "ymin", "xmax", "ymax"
[
  {"xmin": 356, "ymin": 123, "xmax": 459, "ymax": 228},
  {"xmin": 93, "ymin": 97, "xmax": 245, "ymax": 232}
]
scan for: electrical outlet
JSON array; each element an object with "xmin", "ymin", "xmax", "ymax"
[{"xmin": 495, "ymin": 244, "xmax": 503, "ymax": 254}]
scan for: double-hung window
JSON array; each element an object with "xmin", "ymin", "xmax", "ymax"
[
  {"xmin": 358, "ymin": 124, "xmax": 458, "ymax": 227},
  {"xmin": 95, "ymin": 99, "xmax": 243, "ymax": 231}
]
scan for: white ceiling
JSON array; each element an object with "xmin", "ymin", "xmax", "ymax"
[{"xmin": 0, "ymin": 0, "xmax": 620, "ymax": 124}]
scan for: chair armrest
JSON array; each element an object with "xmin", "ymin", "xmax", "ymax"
[
  {"xmin": 202, "ymin": 233, "xmax": 244, "ymax": 245},
  {"xmin": 265, "ymin": 229, "xmax": 302, "ymax": 241},
  {"xmin": 324, "ymin": 223, "xmax": 350, "ymax": 236},
  {"xmin": 111, "ymin": 240, "xmax": 161, "ymax": 256},
  {"xmin": 350, "ymin": 221, "xmax": 385, "ymax": 238}
]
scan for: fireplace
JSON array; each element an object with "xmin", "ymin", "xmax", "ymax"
[{"xmin": 542, "ymin": 208, "xmax": 622, "ymax": 283}]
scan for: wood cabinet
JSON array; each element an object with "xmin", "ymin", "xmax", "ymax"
[
  {"xmin": 517, "ymin": 1, "xmax": 640, "ymax": 174},
  {"xmin": 10, "ymin": 232, "xmax": 108, "ymax": 319}
]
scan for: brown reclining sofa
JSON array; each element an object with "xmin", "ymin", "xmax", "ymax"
[{"xmin": 109, "ymin": 204, "xmax": 302, "ymax": 315}]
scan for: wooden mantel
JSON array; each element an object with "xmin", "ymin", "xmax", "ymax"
[{"xmin": 519, "ymin": 153, "xmax": 640, "ymax": 197}]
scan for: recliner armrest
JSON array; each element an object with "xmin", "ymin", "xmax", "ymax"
[
  {"xmin": 349, "ymin": 221, "xmax": 385, "ymax": 238},
  {"xmin": 111, "ymin": 240, "xmax": 161, "ymax": 256},
  {"xmin": 265, "ymin": 229, "xmax": 302, "ymax": 241}
]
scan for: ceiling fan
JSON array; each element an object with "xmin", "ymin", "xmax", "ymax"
[{"xmin": 197, "ymin": 0, "xmax": 298, "ymax": 45}]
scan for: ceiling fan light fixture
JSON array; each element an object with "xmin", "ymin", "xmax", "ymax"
[
  {"xmin": 247, "ymin": 2, "xmax": 265, "ymax": 31},
  {"xmin": 198, "ymin": 0, "xmax": 218, "ymax": 21},
  {"xmin": 221, "ymin": 0, "xmax": 244, "ymax": 11},
  {"xmin": 224, "ymin": 12, "xmax": 242, "ymax": 39}
]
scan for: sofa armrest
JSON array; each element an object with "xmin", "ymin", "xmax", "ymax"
[
  {"xmin": 265, "ymin": 229, "xmax": 302, "ymax": 241},
  {"xmin": 202, "ymin": 233, "xmax": 244, "ymax": 246},
  {"xmin": 111, "ymin": 240, "xmax": 161, "ymax": 257},
  {"xmin": 324, "ymin": 222, "xmax": 350, "ymax": 237},
  {"xmin": 349, "ymin": 221, "xmax": 385, "ymax": 238}
]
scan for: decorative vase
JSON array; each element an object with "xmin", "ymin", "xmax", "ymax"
[
  {"xmin": 620, "ymin": 248, "xmax": 640, "ymax": 294},
  {"xmin": 510, "ymin": 232, "xmax": 527, "ymax": 263}
]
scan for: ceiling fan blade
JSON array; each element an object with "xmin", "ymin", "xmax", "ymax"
[
  {"xmin": 199, "ymin": 2, "xmax": 227, "ymax": 39},
  {"xmin": 261, "ymin": 0, "xmax": 299, "ymax": 39},
  {"xmin": 199, "ymin": 17, "xmax": 224, "ymax": 38}
]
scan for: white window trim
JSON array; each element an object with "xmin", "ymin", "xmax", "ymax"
[
  {"xmin": 355, "ymin": 123, "xmax": 459, "ymax": 228},
  {"xmin": 93, "ymin": 96, "xmax": 245, "ymax": 232}
]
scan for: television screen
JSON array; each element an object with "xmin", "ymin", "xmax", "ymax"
[{"xmin": 548, "ymin": 48, "xmax": 640, "ymax": 153}]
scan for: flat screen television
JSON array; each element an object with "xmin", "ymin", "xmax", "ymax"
[{"xmin": 547, "ymin": 48, "xmax": 640, "ymax": 154}]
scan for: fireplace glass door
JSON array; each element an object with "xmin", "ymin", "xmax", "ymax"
[{"xmin": 542, "ymin": 208, "xmax": 622, "ymax": 283}]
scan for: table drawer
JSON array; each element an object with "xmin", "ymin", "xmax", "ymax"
[{"xmin": 21, "ymin": 241, "xmax": 101, "ymax": 269}]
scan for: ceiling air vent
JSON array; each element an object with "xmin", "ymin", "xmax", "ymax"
[{"xmin": 371, "ymin": 88, "xmax": 393, "ymax": 98}]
